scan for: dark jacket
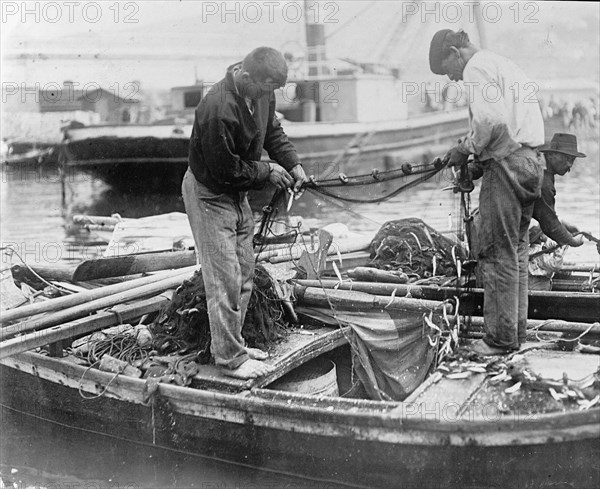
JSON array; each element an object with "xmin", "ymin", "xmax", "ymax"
[
  {"xmin": 188, "ymin": 63, "xmax": 300, "ymax": 194},
  {"xmin": 532, "ymin": 170, "xmax": 572, "ymax": 245}
]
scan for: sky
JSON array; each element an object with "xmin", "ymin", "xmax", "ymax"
[{"xmin": 1, "ymin": 1, "xmax": 599, "ymax": 91}]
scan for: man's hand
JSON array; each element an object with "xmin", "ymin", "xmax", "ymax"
[
  {"xmin": 562, "ymin": 221, "xmax": 580, "ymax": 234},
  {"xmin": 568, "ymin": 234, "xmax": 584, "ymax": 247},
  {"xmin": 443, "ymin": 146, "xmax": 470, "ymax": 168},
  {"xmin": 289, "ymin": 164, "xmax": 308, "ymax": 198},
  {"xmin": 268, "ymin": 163, "xmax": 293, "ymax": 190}
]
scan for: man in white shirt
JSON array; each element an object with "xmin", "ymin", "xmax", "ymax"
[{"xmin": 429, "ymin": 29, "xmax": 545, "ymax": 355}]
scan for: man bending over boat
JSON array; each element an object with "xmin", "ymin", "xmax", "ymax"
[
  {"xmin": 532, "ymin": 133, "xmax": 586, "ymax": 249},
  {"xmin": 527, "ymin": 133, "xmax": 586, "ymax": 290},
  {"xmin": 182, "ymin": 47, "xmax": 307, "ymax": 379},
  {"xmin": 429, "ymin": 29, "xmax": 545, "ymax": 356}
]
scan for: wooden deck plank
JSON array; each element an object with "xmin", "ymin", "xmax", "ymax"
[
  {"xmin": 516, "ymin": 350, "xmax": 600, "ymax": 381},
  {"xmin": 191, "ymin": 326, "xmax": 350, "ymax": 392},
  {"xmin": 404, "ymin": 372, "xmax": 488, "ymax": 410}
]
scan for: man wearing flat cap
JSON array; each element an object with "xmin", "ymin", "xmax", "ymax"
[
  {"xmin": 533, "ymin": 133, "xmax": 586, "ymax": 247},
  {"xmin": 429, "ymin": 29, "xmax": 545, "ymax": 355}
]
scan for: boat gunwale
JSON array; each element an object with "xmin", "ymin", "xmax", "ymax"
[{"xmin": 2, "ymin": 350, "xmax": 599, "ymax": 445}]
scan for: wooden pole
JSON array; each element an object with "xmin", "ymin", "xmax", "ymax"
[
  {"xmin": 1, "ymin": 266, "xmax": 197, "ymax": 326},
  {"xmin": 13, "ymin": 251, "xmax": 199, "ymax": 282},
  {"xmin": 560, "ymin": 264, "xmax": 599, "ymax": 273},
  {"xmin": 295, "ymin": 285, "xmax": 451, "ymax": 314},
  {"xmin": 0, "ymin": 293, "xmax": 171, "ymax": 360},
  {"xmin": 455, "ymin": 317, "xmax": 600, "ymax": 336},
  {"xmin": 11, "ymin": 263, "xmax": 78, "ymax": 283},
  {"xmin": 0, "ymin": 268, "xmax": 196, "ymax": 340},
  {"xmin": 294, "ymin": 279, "xmax": 429, "ymax": 298},
  {"xmin": 294, "ymin": 279, "xmax": 599, "ymax": 301}
]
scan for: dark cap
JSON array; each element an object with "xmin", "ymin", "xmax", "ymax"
[
  {"xmin": 539, "ymin": 133, "xmax": 586, "ymax": 158},
  {"xmin": 429, "ymin": 29, "xmax": 453, "ymax": 75}
]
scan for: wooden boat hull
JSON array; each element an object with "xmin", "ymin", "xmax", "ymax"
[
  {"xmin": 1, "ymin": 352, "xmax": 598, "ymax": 488},
  {"xmin": 59, "ymin": 112, "xmax": 469, "ymax": 194}
]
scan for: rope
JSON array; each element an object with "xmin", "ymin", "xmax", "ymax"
[
  {"xmin": 306, "ymin": 168, "xmax": 441, "ymax": 204},
  {"xmin": 78, "ymin": 362, "xmax": 122, "ymax": 400},
  {"xmin": 530, "ymin": 320, "xmax": 598, "ymax": 344},
  {"xmin": 2, "ymin": 244, "xmax": 75, "ymax": 295}
]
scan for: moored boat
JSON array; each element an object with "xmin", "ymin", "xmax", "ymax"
[
  {"xmin": 1, "ymin": 299, "xmax": 599, "ymax": 488},
  {"xmin": 59, "ymin": 110, "xmax": 469, "ymax": 194},
  {"xmin": 1, "ymin": 236, "xmax": 599, "ymax": 487}
]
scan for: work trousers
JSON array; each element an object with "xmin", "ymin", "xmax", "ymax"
[
  {"xmin": 477, "ymin": 147, "xmax": 543, "ymax": 349},
  {"xmin": 181, "ymin": 169, "xmax": 255, "ymax": 368}
]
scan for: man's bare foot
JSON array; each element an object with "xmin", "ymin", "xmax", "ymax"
[
  {"xmin": 246, "ymin": 347, "xmax": 269, "ymax": 360},
  {"xmin": 467, "ymin": 339, "xmax": 511, "ymax": 356},
  {"xmin": 222, "ymin": 359, "xmax": 274, "ymax": 380}
]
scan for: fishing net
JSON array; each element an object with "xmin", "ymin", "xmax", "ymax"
[
  {"xmin": 305, "ymin": 162, "xmax": 442, "ymax": 204},
  {"xmin": 367, "ymin": 218, "xmax": 467, "ymax": 279},
  {"xmin": 150, "ymin": 264, "xmax": 289, "ymax": 361}
]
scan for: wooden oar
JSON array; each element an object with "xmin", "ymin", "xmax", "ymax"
[
  {"xmin": 0, "ymin": 266, "xmax": 197, "ymax": 326},
  {"xmin": 0, "ymin": 292, "xmax": 172, "ymax": 360},
  {"xmin": 0, "ymin": 268, "xmax": 196, "ymax": 341}
]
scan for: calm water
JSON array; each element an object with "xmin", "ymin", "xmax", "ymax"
[
  {"xmin": 1, "ymin": 139, "xmax": 599, "ymax": 265},
  {"xmin": 0, "ymin": 136, "xmax": 599, "ymax": 488}
]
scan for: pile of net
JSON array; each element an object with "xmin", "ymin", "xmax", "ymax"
[
  {"xmin": 367, "ymin": 218, "xmax": 467, "ymax": 280},
  {"xmin": 150, "ymin": 264, "xmax": 289, "ymax": 362}
]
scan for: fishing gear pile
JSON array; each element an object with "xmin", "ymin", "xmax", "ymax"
[
  {"xmin": 367, "ymin": 218, "xmax": 467, "ymax": 279},
  {"xmin": 150, "ymin": 264, "xmax": 289, "ymax": 361}
]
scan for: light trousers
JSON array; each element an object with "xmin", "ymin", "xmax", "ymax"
[{"xmin": 182, "ymin": 169, "xmax": 255, "ymax": 368}]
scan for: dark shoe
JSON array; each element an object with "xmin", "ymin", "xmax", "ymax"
[{"xmin": 467, "ymin": 339, "xmax": 511, "ymax": 356}]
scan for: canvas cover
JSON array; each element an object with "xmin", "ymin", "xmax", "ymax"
[{"xmin": 297, "ymin": 306, "xmax": 436, "ymax": 401}]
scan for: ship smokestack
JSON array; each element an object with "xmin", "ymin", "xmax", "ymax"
[{"xmin": 304, "ymin": 0, "xmax": 328, "ymax": 78}]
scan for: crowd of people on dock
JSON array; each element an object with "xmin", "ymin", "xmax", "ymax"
[{"xmin": 539, "ymin": 96, "xmax": 599, "ymax": 131}]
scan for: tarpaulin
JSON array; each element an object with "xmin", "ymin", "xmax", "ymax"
[{"xmin": 296, "ymin": 306, "xmax": 436, "ymax": 401}]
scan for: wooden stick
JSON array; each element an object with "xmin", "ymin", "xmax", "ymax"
[
  {"xmin": 71, "ymin": 250, "xmax": 198, "ymax": 281},
  {"xmin": 559, "ymin": 264, "xmax": 599, "ymax": 273},
  {"xmin": 455, "ymin": 317, "xmax": 600, "ymax": 336},
  {"xmin": 294, "ymin": 285, "xmax": 451, "ymax": 314},
  {"xmin": 0, "ymin": 268, "xmax": 196, "ymax": 340},
  {"xmin": 1, "ymin": 266, "xmax": 197, "ymax": 326},
  {"xmin": 295, "ymin": 279, "xmax": 599, "ymax": 301},
  {"xmin": 347, "ymin": 267, "xmax": 408, "ymax": 284},
  {"xmin": 0, "ymin": 293, "xmax": 172, "ymax": 360},
  {"xmin": 72, "ymin": 214, "xmax": 123, "ymax": 227},
  {"xmin": 295, "ymin": 279, "xmax": 428, "ymax": 298},
  {"xmin": 11, "ymin": 263, "xmax": 78, "ymax": 283}
]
